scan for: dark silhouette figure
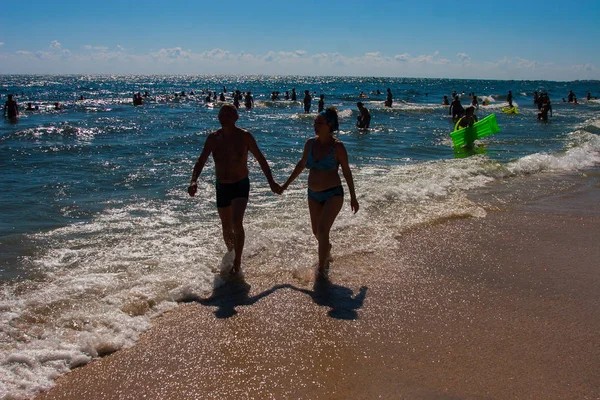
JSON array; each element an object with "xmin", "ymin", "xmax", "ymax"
[
  {"xmin": 182, "ymin": 276, "xmax": 289, "ymax": 319},
  {"xmin": 287, "ymin": 275, "xmax": 368, "ymax": 320}
]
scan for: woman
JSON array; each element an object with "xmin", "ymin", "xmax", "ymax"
[{"xmin": 282, "ymin": 107, "xmax": 359, "ymax": 277}]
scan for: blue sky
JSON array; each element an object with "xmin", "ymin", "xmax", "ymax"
[{"xmin": 1, "ymin": 0, "xmax": 598, "ymax": 80}]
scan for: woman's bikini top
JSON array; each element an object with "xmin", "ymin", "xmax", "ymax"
[{"xmin": 306, "ymin": 139, "xmax": 339, "ymax": 171}]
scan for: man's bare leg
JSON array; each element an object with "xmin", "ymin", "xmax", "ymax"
[
  {"xmin": 217, "ymin": 206, "xmax": 234, "ymax": 252},
  {"xmin": 230, "ymin": 197, "xmax": 248, "ymax": 274}
]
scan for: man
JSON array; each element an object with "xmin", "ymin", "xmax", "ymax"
[
  {"xmin": 303, "ymin": 90, "xmax": 312, "ymax": 113},
  {"xmin": 385, "ymin": 88, "xmax": 393, "ymax": 107},
  {"xmin": 449, "ymin": 96, "xmax": 464, "ymax": 120},
  {"xmin": 356, "ymin": 102, "xmax": 371, "ymax": 129},
  {"xmin": 244, "ymin": 91, "xmax": 254, "ymax": 110},
  {"xmin": 3, "ymin": 94, "xmax": 19, "ymax": 119},
  {"xmin": 188, "ymin": 104, "xmax": 282, "ymax": 274},
  {"xmin": 538, "ymin": 99, "xmax": 553, "ymax": 121}
]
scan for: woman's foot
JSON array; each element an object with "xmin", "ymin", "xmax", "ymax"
[{"xmin": 316, "ymin": 259, "xmax": 330, "ymax": 279}]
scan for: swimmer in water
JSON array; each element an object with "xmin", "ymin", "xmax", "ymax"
[
  {"xmin": 449, "ymin": 96, "xmax": 464, "ymax": 120},
  {"xmin": 303, "ymin": 90, "xmax": 312, "ymax": 113},
  {"xmin": 356, "ymin": 102, "xmax": 371, "ymax": 129},
  {"xmin": 454, "ymin": 107, "xmax": 478, "ymax": 149},
  {"xmin": 318, "ymin": 94, "xmax": 325, "ymax": 113},
  {"xmin": 455, "ymin": 106, "xmax": 478, "ymax": 129},
  {"xmin": 385, "ymin": 88, "xmax": 393, "ymax": 107},
  {"xmin": 244, "ymin": 91, "xmax": 253, "ymax": 111},
  {"xmin": 3, "ymin": 94, "xmax": 19, "ymax": 119}
]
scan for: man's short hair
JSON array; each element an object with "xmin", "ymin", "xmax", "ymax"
[{"xmin": 218, "ymin": 103, "xmax": 239, "ymax": 125}]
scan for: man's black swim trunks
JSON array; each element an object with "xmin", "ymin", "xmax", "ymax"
[{"xmin": 216, "ymin": 176, "xmax": 250, "ymax": 208}]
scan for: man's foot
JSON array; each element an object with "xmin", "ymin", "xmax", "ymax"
[
  {"xmin": 218, "ymin": 250, "xmax": 236, "ymax": 274},
  {"xmin": 230, "ymin": 261, "xmax": 242, "ymax": 276}
]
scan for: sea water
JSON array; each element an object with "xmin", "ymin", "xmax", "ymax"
[{"xmin": 1, "ymin": 75, "xmax": 599, "ymax": 398}]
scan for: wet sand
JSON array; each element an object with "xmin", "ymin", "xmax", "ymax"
[{"xmin": 37, "ymin": 173, "xmax": 600, "ymax": 400}]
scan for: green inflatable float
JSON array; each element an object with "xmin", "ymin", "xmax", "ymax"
[
  {"xmin": 502, "ymin": 106, "xmax": 518, "ymax": 114},
  {"xmin": 451, "ymin": 113, "xmax": 500, "ymax": 148}
]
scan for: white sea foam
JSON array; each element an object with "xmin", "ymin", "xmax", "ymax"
[{"xmin": 508, "ymin": 130, "xmax": 600, "ymax": 174}]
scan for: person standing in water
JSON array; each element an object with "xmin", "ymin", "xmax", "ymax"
[
  {"xmin": 188, "ymin": 104, "xmax": 282, "ymax": 275},
  {"xmin": 3, "ymin": 94, "xmax": 19, "ymax": 120},
  {"xmin": 303, "ymin": 90, "xmax": 312, "ymax": 113},
  {"xmin": 385, "ymin": 88, "xmax": 393, "ymax": 107},
  {"xmin": 449, "ymin": 96, "xmax": 465, "ymax": 120},
  {"xmin": 282, "ymin": 107, "xmax": 359, "ymax": 277},
  {"xmin": 318, "ymin": 94, "xmax": 325, "ymax": 113},
  {"xmin": 356, "ymin": 102, "xmax": 371, "ymax": 129},
  {"xmin": 244, "ymin": 91, "xmax": 254, "ymax": 111}
]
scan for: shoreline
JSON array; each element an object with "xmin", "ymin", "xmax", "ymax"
[{"xmin": 35, "ymin": 170, "xmax": 600, "ymax": 400}]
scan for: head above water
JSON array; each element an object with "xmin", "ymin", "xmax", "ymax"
[{"xmin": 218, "ymin": 103, "xmax": 239, "ymax": 126}]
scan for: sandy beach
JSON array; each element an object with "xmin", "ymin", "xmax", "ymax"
[{"xmin": 35, "ymin": 171, "xmax": 600, "ymax": 400}]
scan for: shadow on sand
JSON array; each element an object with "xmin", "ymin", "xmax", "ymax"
[
  {"xmin": 182, "ymin": 269, "xmax": 368, "ymax": 320},
  {"xmin": 181, "ymin": 274, "xmax": 289, "ymax": 319},
  {"xmin": 287, "ymin": 275, "xmax": 368, "ymax": 320}
]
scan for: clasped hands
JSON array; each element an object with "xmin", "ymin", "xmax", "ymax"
[{"xmin": 188, "ymin": 180, "xmax": 289, "ymax": 197}]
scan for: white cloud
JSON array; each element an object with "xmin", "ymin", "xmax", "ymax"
[
  {"xmin": 515, "ymin": 57, "xmax": 538, "ymax": 69},
  {"xmin": 50, "ymin": 40, "xmax": 61, "ymax": 49},
  {"xmin": 457, "ymin": 52, "xmax": 470, "ymax": 63},
  {"xmin": 35, "ymin": 51, "xmax": 53, "ymax": 59},
  {"xmin": 2, "ymin": 45, "xmax": 598, "ymax": 80},
  {"xmin": 0, "ymin": 42, "xmax": 4, "ymax": 46},
  {"xmin": 83, "ymin": 45, "xmax": 109, "ymax": 51},
  {"xmin": 199, "ymin": 48, "xmax": 230, "ymax": 61}
]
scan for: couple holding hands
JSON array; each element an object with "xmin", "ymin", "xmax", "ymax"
[{"xmin": 188, "ymin": 104, "xmax": 359, "ymax": 277}]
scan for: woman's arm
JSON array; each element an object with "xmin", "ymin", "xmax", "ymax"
[
  {"xmin": 282, "ymin": 140, "xmax": 311, "ymax": 190},
  {"xmin": 336, "ymin": 142, "xmax": 359, "ymax": 213}
]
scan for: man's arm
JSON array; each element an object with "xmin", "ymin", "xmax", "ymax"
[
  {"xmin": 246, "ymin": 132, "xmax": 282, "ymax": 194},
  {"xmin": 188, "ymin": 134, "xmax": 215, "ymax": 196}
]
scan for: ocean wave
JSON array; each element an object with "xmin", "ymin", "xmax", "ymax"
[{"xmin": 508, "ymin": 130, "xmax": 600, "ymax": 175}]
